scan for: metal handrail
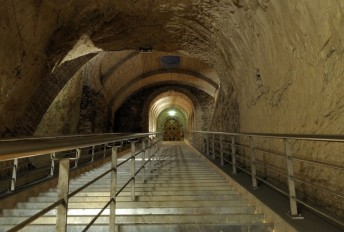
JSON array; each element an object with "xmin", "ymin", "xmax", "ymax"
[
  {"xmin": 193, "ymin": 130, "xmax": 344, "ymax": 142},
  {"xmin": 0, "ymin": 133, "xmax": 158, "ymax": 161},
  {"xmin": 191, "ymin": 130, "xmax": 344, "ymax": 228},
  {"xmin": 82, "ymin": 199, "xmax": 113, "ymax": 232},
  {"xmin": 0, "ymin": 133, "xmax": 128, "ymax": 142},
  {"xmin": 3, "ymin": 132, "xmax": 163, "ymax": 232},
  {"xmin": 0, "ymin": 144, "xmax": 116, "ymax": 196}
]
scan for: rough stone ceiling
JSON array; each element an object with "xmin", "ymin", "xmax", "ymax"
[{"xmin": 1, "ymin": 0, "xmax": 344, "ymax": 136}]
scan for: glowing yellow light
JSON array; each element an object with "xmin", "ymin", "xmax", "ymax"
[{"xmin": 168, "ymin": 110, "xmax": 176, "ymax": 116}]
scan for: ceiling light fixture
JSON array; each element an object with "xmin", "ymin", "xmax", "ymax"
[{"xmin": 168, "ymin": 110, "xmax": 176, "ymax": 116}]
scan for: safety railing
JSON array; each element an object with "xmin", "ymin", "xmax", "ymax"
[
  {"xmin": 0, "ymin": 135, "xmax": 130, "ymax": 196},
  {"xmin": 0, "ymin": 132, "xmax": 163, "ymax": 232},
  {"xmin": 189, "ymin": 131, "xmax": 344, "ymax": 228},
  {"xmin": 0, "ymin": 146, "xmax": 106, "ymax": 195}
]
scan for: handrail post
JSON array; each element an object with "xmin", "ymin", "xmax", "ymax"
[
  {"xmin": 192, "ymin": 132, "xmax": 195, "ymax": 146},
  {"xmin": 130, "ymin": 142, "xmax": 136, "ymax": 201},
  {"xmin": 249, "ymin": 137, "xmax": 259, "ymax": 189},
  {"xmin": 56, "ymin": 158, "xmax": 70, "ymax": 232},
  {"xmin": 220, "ymin": 135, "xmax": 224, "ymax": 165},
  {"xmin": 206, "ymin": 135, "xmax": 210, "ymax": 156},
  {"xmin": 147, "ymin": 139, "xmax": 152, "ymax": 176},
  {"xmin": 109, "ymin": 146, "xmax": 118, "ymax": 232},
  {"xmin": 73, "ymin": 148, "xmax": 81, "ymax": 168},
  {"xmin": 10, "ymin": 158, "xmax": 18, "ymax": 191},
  {"xmin": 91, "ymin": 146, "xmax": 95, "ymax": 162},
  {"xmin": 156, "ymin": 140, "xmax": 162, "ymax": 175},
  {"xmin": 212, "ymin": 134, "xmax": 215, "ymax": 159},
  {"xmin": 50, "ymin": 153, "xmax": 56, "ymax": 176},
  {"xmin": 200, "ymin": 135, "xmax": 207, "ymax": 154},
  {"xmin": 231, "ymin": 136, "xmax": 237, "ymax": 174},
  {"xmin": 284, "ymin": 139, "xmax": 303, "ymax": 219},
  {"xmin": 142, "ymin": 139, "xmax": 146, "ymax": 183},
  {"xmin": 103, "ymin": 144, "xmax": 107, "ymax": 158}
]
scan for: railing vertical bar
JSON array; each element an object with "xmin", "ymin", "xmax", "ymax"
[
  {"xmin": 103, "ymin": 144, "xmax": 107, "ymax": 158},
  {"xmin": 142, "ymin": 140, "xmax": 146, "ymax": 183},
  {"xmin": 220, "ymin": 135, "xmax": 224, "ymax": 164},
  {"xmin": 206, "ymin": 135, "xmax": 210, "ymax": 156},
  {"xmin": 231, "ymin": 136, "xmax": 237, "ymax": 174},
  {"xmin": 91, "ymin": 146, "xmax": 95, "ymax": 162},
  {"xmin": 212, "ymin": 134, "xmax": 215, "ymax": 159},
  {"xmin": 10, "ymin": 158, "xmax": 18, "ymax": 191},
  {"xmin": 73, "ymin": 148, "xmax": 81, "ymax": 168},
  {"xmin": 130, "ymin": 142, "xmax": 136, "ymax": 201},
  {"xmin": 249, "ymin": 136, "xmax": 259, "ymax": 189},
  {"xmin": 284, "ymin": 139, "xmax": 303, "ymax": 219},
  {"xmin": 148, "ymin": 139, "xmax": 152, "ymax": 176},
  {"xmin": 50, "ymin": 153, "xmax": 56, "ymax": 176},
  {"xmin": 109, "ymin": 146, "xmax": 118, "ymax": 232},
  {"xmin": 156, "ymin": 139, "xmax": 161, "ymax": 175},
  {"xmin": 56, "ymin": 159, "xmax": 70, "ymax": 232}
]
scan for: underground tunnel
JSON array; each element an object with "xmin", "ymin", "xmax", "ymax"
[{"xmin": 0, "ymin": 1, "xmax": 343, "ymax": 231}]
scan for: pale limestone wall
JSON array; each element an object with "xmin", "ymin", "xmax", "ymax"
[
  {"xmin": 213, "ymin": 1, "xmax": 344, "ymax": 135},
  {"xmin": 207, "ymin": 1, "xmax": 344, "ymax": 218}
]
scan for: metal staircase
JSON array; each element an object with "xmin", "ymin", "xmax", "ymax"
[{"xmin": 0, "ymin": 142, "xmax": 273, "ymax": 231}]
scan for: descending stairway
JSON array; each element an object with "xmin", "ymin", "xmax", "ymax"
[{"xmin": 0, "ymin": 142, "xmax": 274, "ymax": 232}]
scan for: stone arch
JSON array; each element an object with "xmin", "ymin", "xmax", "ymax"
[
  {"xmin": 2, "ymin": 53, "xmax": 98, "ymax": 137},
  {"xmin": 110, "ymin": 71, "xmax": 217, "ymax": 114},
  {"xmin": 100, "ymin": 50, "xmax": 140, "ymax": 84},
  {"xmin": 148, "ymin": 91, "xmax": 195, "ymax": 132},
  {"xmin": 141, "ymin": 86, "xmax": 202, "ymax": 131}
]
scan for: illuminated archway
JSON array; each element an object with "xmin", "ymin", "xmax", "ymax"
[{"xmin": 148, "ymin": 90, "xmax": 195, "ymax": 133}]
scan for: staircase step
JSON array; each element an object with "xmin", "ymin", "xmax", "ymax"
[
  {"xmin": 74, "ymin": 176, "xmax": 223, "ymax": 181},
  {"xmin": 0, "ymin": 213, "xmax": 264, "ymax": 225},
  {"xmin": 3, "ymin": 206, "xmax": 255, "ymax": 216},
  {"xmin": 70, "ymin": 179, "xmax": 226, "ymax": 184},
  {"xmin": 117, "ymin": 223, "xmax": 274, "ymax": 232},
  {"xmin": 28, "ymin": 194, "xmax": 243, "ymax": 203},
  {"xmin": 39, "ymin": 190, "xmax": 237, "ymax": 197},
  {"xmin": 49, "ymin": 186, "xmax": 234, "ymax": 192},
  {"xmin": 16, "ymin": 200, "xmax": 250, "ymax": 209},
  {"xmin": 1, "ymin": 223, "xmax": 274, "ymax": 232},
  {"xmin": 68, "ymin": 182, "xmax": 230, "ymax": 188}
]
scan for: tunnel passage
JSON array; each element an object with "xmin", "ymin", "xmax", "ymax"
[
  {"xmin": 1, "ymin": 0, "xmax": 343, "ymax": 221},
  {"xmin": 113, "ymin": 84, "xmax": 214, "ymax": 133}
]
